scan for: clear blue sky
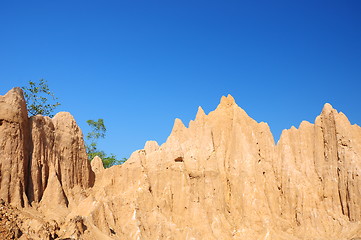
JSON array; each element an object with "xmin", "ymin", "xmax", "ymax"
[{"xmin": 1, "ymin": 0, "xmax": 360, "ymax": 159}]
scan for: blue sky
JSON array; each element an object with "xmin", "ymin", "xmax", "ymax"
[{"xmin": 1, "ymin": 0, "xmax": 360, "ymax": 159}]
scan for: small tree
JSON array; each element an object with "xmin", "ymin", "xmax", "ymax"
[
  {"xmin": 86, "ymin": 118, "xmax": 126, "ymax": 168},
  {"xmin": 21, "ymin": 79, "xmax": 60, "ymax": 117}
]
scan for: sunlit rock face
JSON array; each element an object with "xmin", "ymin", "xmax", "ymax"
[
  {"xmin": 88, "ymin": 95, "xmax": 361, "ymax": 240},
  {"xmin": 0, "ymin": 88, "xmax": 30, "ymax": 207},
  {"xmin": 1, "ymin": 88, "xmax": 361, "ymax": 240},
  {"xmin": 0, "ymin": 88, "xmax": 94, "ymax": 208}
]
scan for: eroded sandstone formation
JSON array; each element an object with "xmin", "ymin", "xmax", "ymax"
[
  {"xmin": 85, "ymin": 95, "xmax": 361, "ymax": 240},
  {"xmin": 0, "ymin": 88, "xmax": 30, "ymax": 207},
  {"xmin": 0, "ymin": 88, "xmax": 94, "ymax": 208},
  {"xmin": 1, "ymin": 88, "xmax": 361, "ymax": 239}
]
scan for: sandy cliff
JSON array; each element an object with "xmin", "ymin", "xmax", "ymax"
[{"xmin": 1, "ymin": 88, "xmax": 361, "ymax": 239}]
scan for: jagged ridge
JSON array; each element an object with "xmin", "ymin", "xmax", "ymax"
[{"xmin": 1, "ymin": 88, "xmax": 361, "ymax": 239}]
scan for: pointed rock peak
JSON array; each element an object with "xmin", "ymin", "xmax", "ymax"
[
  {"xmin": 171, "ymin": 118, "xmax": 186, "ymax": 133},
  {"xmin": 195, "ymin": 106, "xmax": 206, "ymax": 121},
  {"xmin": 1, "ymin": 88, "xmax": 25, "ymax": 107},
  {"xmin": 144, "ymin": 140, "xmax": 159, "ymax": 154},
  {"xmin": 227, "ymin": 94, "xmax": 235, "ymax": 102},
  {"xmin": 0, "ymin": 88, "xmax": 28, "ymax": 123},
  {"xmin": 219, "ymin": 94, "xmax": 237, "ymax": 108},
  {"xmin": 319, "ymin": 103, "xmax": 353, "ymax": 126},
  {"xmin": 299, "ymin": 120, "xmax": 312, "ymax": 129},
  {"xmin": 52, "ymin": 112, "xmax": 78, "ymax": 129},
  {"xmin": 322, "ymin": 103, "xmax": 334, "ymax": 114},
  {"xmin": 91, "ymin": 156, "xmax": 104, "ymax": 173},
  {"xmin": 4, "ymin": 87, "xmax": 24, "ymax": 97},
  {"xmin": 320, "ymin": 103, "xmax": 341, "ymax": 120},
  {"xmin": 53, "ymin": 111, "xmax": 74, "ymax": 120}
]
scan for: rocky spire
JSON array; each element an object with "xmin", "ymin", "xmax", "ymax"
[
  {"xmin": 0, "ymin": 88, "xmax": 94, "ymax": 208},
  {"xmin": 1, "ymin": 88, "xmax": 361, "ymax": 240}
]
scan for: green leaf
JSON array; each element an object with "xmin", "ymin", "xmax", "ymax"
[
  {"xmin": 22, "ymin": 79, "xmax": 60, "ymax": 117},
  {"xmin": 85, "ymin": 118, "xmax": 127, "ymax": 167}
]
